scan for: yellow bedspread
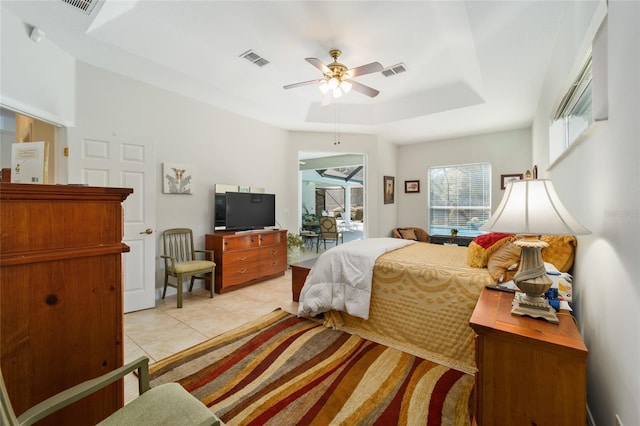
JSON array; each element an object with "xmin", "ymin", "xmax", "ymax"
[{"xmin": 324, "ymin": 242, "xmax": 494, "ymax": 374}]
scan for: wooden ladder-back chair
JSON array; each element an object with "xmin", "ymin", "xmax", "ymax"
[
  {"xmin": 161, "ymin": 228, "xmax": 215, "ymax": 308},
  {"xmin": 317, "ymin": 216, "xmax": 344, "ymax": 252}
]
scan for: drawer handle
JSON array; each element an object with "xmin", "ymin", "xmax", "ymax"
[
  {"xmin": 271, "ymin": 250, "xmax": 278, "ymax": 255},
  {"xmin": 238, "ymin": 256, "xmax": 248, "ymax": 261},
  {"xmin": 238, "ymin": 269, "xmax": 248, "ymax": 274}
]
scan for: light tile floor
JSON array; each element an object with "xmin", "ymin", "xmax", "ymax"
[{"xmin": 123, "ymin": 257, "xmax": 315, "ymax": 403}]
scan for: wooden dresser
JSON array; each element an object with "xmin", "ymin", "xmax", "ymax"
[
  {"xmin": 206, "ymin": 229, "xmax": 287, "ymax": 293},
  {"xmin": 469, "ymin": 289, "xmax": 588, "ymax": 426},
  {"xmin": 0, "ymin": 183, "xmax": 132, "ymax": 425}
]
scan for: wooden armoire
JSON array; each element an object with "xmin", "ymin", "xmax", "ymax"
[{"xmin": 0, "ymin": 183, "xmax": 132, "ymax": 425}]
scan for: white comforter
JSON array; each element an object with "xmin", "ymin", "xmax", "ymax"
[{"xmin": 297, "ymin": 238, "xmax": 415, "ymax": 320}]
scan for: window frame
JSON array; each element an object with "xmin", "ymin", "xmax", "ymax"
[
  {"xmin": 551, "ymin": 55, "xmax": 594, "ymax": 154},
  {"xmin": 427, "ymin": 162, "xmax": 491, "ymax": 238}
]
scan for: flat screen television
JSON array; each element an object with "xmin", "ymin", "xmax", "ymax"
[{"xmin": 223, "ymin": 192, "xmax": 276, "ymax": 231}]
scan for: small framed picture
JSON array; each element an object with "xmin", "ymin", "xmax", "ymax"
[
  {"xmin": 163, "ymin": 163, "xmax": 193, "ymax": 194},
  {"xmin": 500, "ymin": 173, "xmax": 523, "ymax": 190},
  {"xmin": 383, "ymin": 176, "xmax": 395, "ymax": 204},
  {"xmin": 404, "ymin": 180, "xmax": 420, "ymax": 193}
]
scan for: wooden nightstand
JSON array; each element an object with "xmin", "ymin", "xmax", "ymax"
[
  {"xmin": 469, "ymin": 289, "xmax": 588, "ymax": 426},
  {"xmin": 290, "ymin": 257, "xmax": 318, "ymax": 302}
]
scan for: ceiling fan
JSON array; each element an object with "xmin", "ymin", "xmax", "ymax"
[{"xmin": 284, "ymin": 49, "xmax": 383, "ymax": 105}]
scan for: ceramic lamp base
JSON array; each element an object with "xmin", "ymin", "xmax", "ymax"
[{"xmin": 511, "ymin": 292, "xmax": 559, "ymax": 324}]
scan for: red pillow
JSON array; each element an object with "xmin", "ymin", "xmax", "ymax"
[{"xmin": 472, "ymin": 233, "xmax": 514, "ymax": 249}]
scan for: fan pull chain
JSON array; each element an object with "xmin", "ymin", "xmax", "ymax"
[{"xmin": 334, "ymin": 104, "xmax": 341, "ymax": 145}]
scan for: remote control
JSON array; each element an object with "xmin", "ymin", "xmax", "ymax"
[{"xmin": 485, "ymin": 285, "xmax": 516, "ymax": 293}]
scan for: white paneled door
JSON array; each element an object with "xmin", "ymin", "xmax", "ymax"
[{"xmin": 68, "ymin": 130, "xmax": 156, "ymax": 312}]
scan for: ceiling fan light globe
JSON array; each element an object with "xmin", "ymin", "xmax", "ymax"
[
  {"xmin": 333, "ymin": 87, "xmax": 343, "ymax": 98},
  {"xmin": 328, "ymin": 77, "xmax": 339, "ymax": 90},
  {"xmin": 340, "ymin": 80, "xmax": 352, "ymax": 93},
  {"xmin": 318, "ymin": 81, "xmax": 329, "ymax": 94}
]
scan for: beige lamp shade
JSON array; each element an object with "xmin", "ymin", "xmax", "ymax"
[
  {"xmin": 480, "ymin": 179, "xmax": 590, "ymax": 236},
  {"xmin": 481, "ymin": 179, "xmax": 590, "ymax": 323}
]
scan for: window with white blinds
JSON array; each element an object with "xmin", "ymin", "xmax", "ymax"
[{"xmin": 428, "ymin": 163, "xmax": 491, "ymax": 237}]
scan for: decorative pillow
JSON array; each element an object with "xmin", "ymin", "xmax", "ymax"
[
  {"xmin": 487, "ymin": 242, "xmax": 521, "ymax": 282},
  {"xmin": 541, "ymin": 235, "xmax": 577, "ymax": 272},
  {"xmin": 399, "ymin": 228, "xmax": 418, "ymax": 240},
  {"xmin": 467, "ymin": 233, "xmax": 514, "ymax": 268}
]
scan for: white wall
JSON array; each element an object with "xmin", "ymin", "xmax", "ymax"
[
  {"xmin": 0, "ymin": 8, "xmax": 75, "ymax": 183},
  {"xmin": 71, "ymin": 62, "xmax": 293, "ymax": 293},
  {"xmin": 0, "ymin": 8, "xmax": 76, "ymax": 126},
  {"xmin": 396, "ymin": 128, "xmax": 531, "ymax": 231},
  {"xmin": 376, "ymin": 135, "xmax": 399, "ymax": 237},
  {"xmin": 532, "ymin": 1, "xmax": 639, "ymax": 425}
]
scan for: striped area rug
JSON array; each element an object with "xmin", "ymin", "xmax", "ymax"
[{"xmin": 149, "ymin": 309, "xmax": 473, "ymax": 426}]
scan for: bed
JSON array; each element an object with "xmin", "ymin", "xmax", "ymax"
[
  {"xmin": 297, "ymin": 233, "xmax": 577, "ymax": 375},
  {"xmin": 298, "ymin": 239, "xmax": 495, "ymax": 375}
]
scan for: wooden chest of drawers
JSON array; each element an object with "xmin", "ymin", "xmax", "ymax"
[
  {"xmin": 0, "ymin": 183, "xmax": 132, "ymax": 425},
  {"xmin": 206, "ymin": 230, "xmax": 287, "ymax": 293}
]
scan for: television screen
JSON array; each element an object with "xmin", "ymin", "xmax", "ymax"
[{"xmin": 225, "ymin": 192, "xmax": 276, "ymax": 230}]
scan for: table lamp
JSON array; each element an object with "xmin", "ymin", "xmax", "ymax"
[{"xmin": 480, "ymin": 179, "xmax": 590, "ymax": 323}]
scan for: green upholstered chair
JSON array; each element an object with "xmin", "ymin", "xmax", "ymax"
[
  {"xmin": 317, "ymin": 216, "xmax": 344, "ymax": 252},
  {"xmin": 161, "ymin": 228, "xmax": 216, "ymax": 308},
  {"xmin": 0, "ymin": 356, "xmax": 223, "ymax": 426}
]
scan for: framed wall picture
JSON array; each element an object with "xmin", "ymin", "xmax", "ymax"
[
  {"xmin": 500, "ymin": 173, "xmax": 523, "ymax": 190},
  {"xmin": 11, "ymin": 142, "xmax": 45, "ymax": 184},
  {"xmin": 163, "ymin": 163, "xmax": 193, "ymax": 194},
  {"xmin": 404, "ymin": 180, "xmax": 420, "ymax": 193},
  {"xmin": 384, "ymin": 176, "xmax": 395, "ymax": 204}
]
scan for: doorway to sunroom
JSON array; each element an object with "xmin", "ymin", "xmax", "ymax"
[{"xmin": 298, "ymin": 152, "xmax": 365, "ymax": 250}]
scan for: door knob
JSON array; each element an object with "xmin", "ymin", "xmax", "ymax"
[{"xmin": 139, "ymin": 228, "xmax": 153, "ymax": 235}]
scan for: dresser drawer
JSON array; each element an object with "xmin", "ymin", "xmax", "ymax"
[
  {"xmin": 221, "ymin": 265, "xmax": 260, "ymax": 287},
  {"xmin": 222, "ymin": 249, "xmax": 260, "ymax": 268},
  {"xmin": 222, "ymin": 234, "xmax": 260, "ymax": 251},
  {"xmin": 259, "ymin": 245, "xmax": 286, "ymax": 259},
  {"xmin": 260, "ymin": 231, "xmax": 286, "ymax": 247},
  {"xmin": 259, "ymin": 250, "xmax": 287, "ymax": 276}
]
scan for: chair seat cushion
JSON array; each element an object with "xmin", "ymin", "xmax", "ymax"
[
  {"xmin": 173, "ymin": 260, "xmax": 215, "ymax": 274},
  {"xmin": 98, "ymin": 382, "xmax": 221, "ymax": 425}
]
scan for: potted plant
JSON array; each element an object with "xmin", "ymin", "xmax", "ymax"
[
  {"xmin": 450, "ymin": 229, "xmax": 458, "ymax": 238},
  {"xmin": 287, "ymin": 233, "xmax": 304, "ymax": 250},
  {"xmin": 287, "ymin": 233, "xmax": 305, "ymax": 263}
]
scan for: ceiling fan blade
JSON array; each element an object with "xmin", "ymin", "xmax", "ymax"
[
  {"xmin": 348, "ymin": 80, "xmax": 380, "ymax": 98},
  {"xmin": 347, "ymin": 61, "xmax": 383, "ymax": 77},
  {"xmin": 305, "ymin": 58, "xmax": 331, "ymax": 74},
  {"xmin": 283, "ymin": 79, "xmax": 322, "ymax": 90}
]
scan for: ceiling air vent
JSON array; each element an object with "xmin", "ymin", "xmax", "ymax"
[
  {"xmin": 239, "ymin": 50, "xmax": 270, "ymax": 67},
  {"xmin": 381, "ymin": 63, "xmax": 408, "ymax": 77},
  {"xmin": 61, "ymin": 0, "xmax": 98, "ymax": 14}
]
